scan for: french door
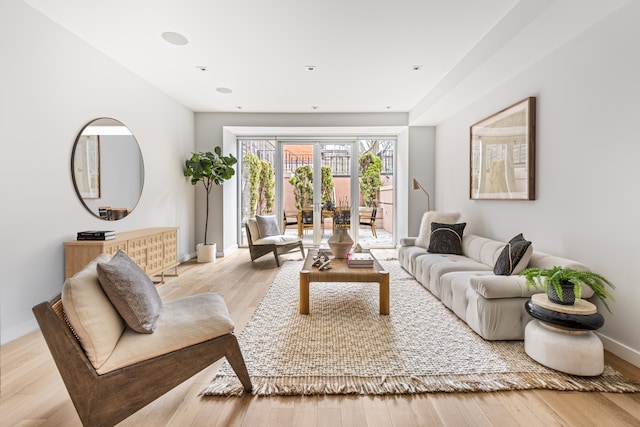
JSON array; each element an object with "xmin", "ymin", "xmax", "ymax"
[
  {"xmin": 238, "ymin": 137, "xmax": 396, "ymax": 249},
  {"xmin": 276, "ymin": 140, "xmax": 358, "ymax": 247}
]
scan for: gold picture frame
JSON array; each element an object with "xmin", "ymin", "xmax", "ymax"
[{"xmin": 470, "ymin": 97, "xmax": 536, "ymax": 200}]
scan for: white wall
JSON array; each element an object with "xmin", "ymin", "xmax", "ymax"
[
  {"xmin": 0, "ymin": 0, "xmax": 195, "ymax": 344},
  {"xmin": 435, "ymin": 1, "xmax": 640, "ymax": 363},
  {"xmin": 407, "ymin": 127, "xmax": 436, "ymax": 236}
]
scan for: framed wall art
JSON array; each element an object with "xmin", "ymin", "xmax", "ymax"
[{"xmin": 470, "ymin": 97, "xmax": 535, "ymax": 200}]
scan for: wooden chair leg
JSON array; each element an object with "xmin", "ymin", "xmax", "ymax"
[
  {"xmin": 273, "ymin": 248, "xmax": 281, "ymax": 267},
  {"xmin": 225, "ymin": 335, "xmax": 253, "ymax": 393},
  {"xmin": 372, "ymin": 223, "xmax": 377, "ymax": 238}
]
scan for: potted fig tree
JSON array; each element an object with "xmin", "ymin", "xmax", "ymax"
[
  {"xmin": 520, "ymin": 266, "xmax": 616, "ymax": 313},
  {"xmin": 184, "ymin": 147, "xmax": 237, "ymax": 262}
]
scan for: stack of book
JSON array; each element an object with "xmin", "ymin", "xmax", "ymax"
[
  {"xmin": 347, "ymin": 252, "xmax": 374, "ymax": 268},
  {"xmin": 77, "ymin": 230, "xmax": 116, "ymax": 241}
]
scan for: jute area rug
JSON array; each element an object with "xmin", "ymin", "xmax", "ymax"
[{"xmin": 201, "ymin": 260, "xmax": 639, "ymax": 397}]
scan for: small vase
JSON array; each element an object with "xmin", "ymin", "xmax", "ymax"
[
  {"xmin": 548, "ymin": 282, "xmax": 575, "ymax": 305},
  {"xmin": 328, "ymin": 226, "xmax": 353, "ymax": 259}
]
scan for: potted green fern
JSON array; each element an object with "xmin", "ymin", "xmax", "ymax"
[
  {"xmin": 520, "ymin": 266, "xmax": 615, "ymax": 313},
  {"xmin": 184, "ymin": 147, "xmax": 237, "ymax": 262}
]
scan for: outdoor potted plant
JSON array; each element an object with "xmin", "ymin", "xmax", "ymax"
[
  {"xmin": 359, "ymin": 151, "xmax": 382, "ymax": 208},
  {"xmin": 520, "ymin": 266, "xmax": 616, "ymax": 313},
  {"xmin": 184, "ymin": 147, "xmax": 237, "ymax": 263}
]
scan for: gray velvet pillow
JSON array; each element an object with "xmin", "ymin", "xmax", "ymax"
[
  {"xmin": 97, "ymin": 250, "xmax": 163, "ymax": 333},
  {"xmin": 256, "ymin": 215, "xmax": 280, "ymax": 237}
]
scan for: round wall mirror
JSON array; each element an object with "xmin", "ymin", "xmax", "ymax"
[{"xmin": 71, "ymin": 118, "xmax": 144, "ymax": 220}]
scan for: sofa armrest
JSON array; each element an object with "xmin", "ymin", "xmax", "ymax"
[
  {"xmin": 469, "ymin": 275, "xmax": 541, "ymax": 299},
  {"xmin": 400, "ymin": 237, "xmax": 417, "ymax": 247}
]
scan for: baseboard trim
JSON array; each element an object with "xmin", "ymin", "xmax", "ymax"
[
  {"xmin": 219, "ymin": 244, "xmax": 238, "ymax": 258},
  {"xmin": 598, "ymin": 332, "xmax": 640, "ymax": 368}
]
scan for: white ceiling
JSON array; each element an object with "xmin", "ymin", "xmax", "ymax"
[{"xmin": 25, "ymin": 0, "xmax": 629, "ymax": 125}]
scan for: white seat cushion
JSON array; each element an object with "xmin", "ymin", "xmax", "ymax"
[
  {"xmin": 254, "ymin": 234, "xmax": 301, "ymax": 246},
  {"xmin": 97, "ymin": 293, "xmax": 234, "ymax": 374}
]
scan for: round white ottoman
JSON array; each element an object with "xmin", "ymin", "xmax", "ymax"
[{"xmin": 524, "ymin": 320, "xmax": 604, "ymax": 376}]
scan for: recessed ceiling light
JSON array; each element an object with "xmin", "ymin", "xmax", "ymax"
[
  {"xmin": 161, "ymin": 32, "xmax": 188, "ymax": 46},
  {"xmin": 386, "ymin": 106, "xmax": 392, "ymax": 109},
  {"xmin": 196, "ymin": 65, "xmax": 207, "ymax": 71},
  {"xmin": 236, "ymin": 106, "xmax": 242, "ymax": 110},
  {"xmin": 412, "ymin": 65, "xmax": 423, "ymax": 71},
  {"xmin": 216, "ymin": 87, "xmax": 232, "ymax": 94},
  {"xmin": 305, "ymin": 66, "xmax": 317, "ymax": 71},
  {"xmin": 311, "ymin": 106, "xmax": 319, "ymax": 110}
]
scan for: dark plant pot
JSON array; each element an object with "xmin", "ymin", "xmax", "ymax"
[{"xmin": 548, "ymin": 282, "xmax": 576, "ymax": 305}]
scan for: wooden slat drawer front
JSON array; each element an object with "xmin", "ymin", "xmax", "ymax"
[
  {"xmin": 127, "ymin": 237, "xmax": 148, "ymax": 271},
  {"xmin": 104, "ymin": 242, "xmax": 128, "ymax": 257},
  {"xmin": 146, "ymin": 234, "xmax": 164, "ymax": 276},
  {"xmin": 163, "ymin": 230, "xmax": 178, "ymax": 267},
  {"xmin": 64, "ymin": 227, "xmax": 180, "ymax": 279}
]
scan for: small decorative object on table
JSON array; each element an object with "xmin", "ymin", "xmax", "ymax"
[
  {"xmin": 353, "ymin": 243, "xmax": 370, "ymax": 253},
  {"xmin": 311, "ymin": 250, "xmax": 332, "ymax": 270},
  {"xmin": 327, "ymin": 225, "xmax": 353, "ymax": 259}
]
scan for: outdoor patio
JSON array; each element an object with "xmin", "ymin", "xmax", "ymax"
[{"xmin": 283, "ymin": 225, "xmax": 393, "ymax": 248}]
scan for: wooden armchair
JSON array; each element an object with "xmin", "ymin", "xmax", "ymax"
[
  {"xmin": 298, "ymin": 208, "xmax": 315, "ymax": 237},
  {"xmin": 359, "ymin": 207, "xmax": 378, "ymax": 238},
  {"xmin": 32, "ymin": 293, "xmax": 252, "ymax": 427},
  {"xmin": 246, "ymin": 218, "xmax": 304, "ymax": 267}
]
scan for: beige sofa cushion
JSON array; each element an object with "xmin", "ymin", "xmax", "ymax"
[
  {"xmin": 61, "ymin": 254, "xmax": 126, "ymax": 369},
  {"xmin": 97, "ymin": 293, "xmax": 235, "ymax": 374}
]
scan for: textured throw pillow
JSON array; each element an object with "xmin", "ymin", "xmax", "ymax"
[
  {"xmin": 97, "ymin": 250, "xmax": 163, "ymax": 333},
  {"xmin": 256, "ymin": 215, "xmax": 281, "ymax": 237},
  {"xmin": 493, "ymin": 233, "xmax": 533, "ymax": 275},
  {"xmin": 61, "ymin": 253, "xmax": 126, "ymax": 369},
  {"xmin": 415, "ymin": 211, "xmax": 461, "ymax": 249},
  {"xmin": 427, "ymin": 222, "xmax": 467, "ymax": 255}
]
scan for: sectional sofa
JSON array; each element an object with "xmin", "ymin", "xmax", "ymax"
[{"xmin": 399, "ymin": 213, "xmax": 593, "ymax": 340}]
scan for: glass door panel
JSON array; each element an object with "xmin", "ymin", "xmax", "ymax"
[
  {"xmin": 319, "ymin": 142, "xmax": 355, "ymax": 247},
  {"xmin": 356, "ymin": 139, "xmax": 395, "ymax": 247},
  {"xmin": 239, "ymin": 139, "xmax": 276, "ymax": 247},
  {"xmin": 280, "ymin": 143, "xmax": 319, "ymax": 246}
]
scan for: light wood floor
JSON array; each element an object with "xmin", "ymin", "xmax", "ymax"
[{"xmin": 2, "ymin": 248, "xmax": 639, "ymax": 427}]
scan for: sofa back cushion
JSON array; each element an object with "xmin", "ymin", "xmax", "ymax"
[
  {"xmin": 247, "ymin": 218, "xmax": 260, "ymax": 242},
  {"xmin": 61, "ymin": 253, "xmax": 126, "ymax": 369},
  {"xmin": 255, "ymin": 215, "xmax": 281, "ymax": 237},
  {"xmin": 415, "ymin": 211, "xmax": 461, "ymax": 249},
  {"xmin": 461, "ymin": 234, "xmax": 505, "ymax": 267}
]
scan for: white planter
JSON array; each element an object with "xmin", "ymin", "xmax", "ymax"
[{"xmin": 197, "ymin": 243, "xmax": 217, "ymax": 263}]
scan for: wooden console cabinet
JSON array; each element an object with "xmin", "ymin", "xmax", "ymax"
[{"xmin": 64, "ymin": 227, "xmax": 179, "ymax": 283}]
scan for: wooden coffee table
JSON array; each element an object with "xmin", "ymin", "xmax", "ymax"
[{"xmin": 299, "ymin": 249, "xmax": 390, "ymax": 315}]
